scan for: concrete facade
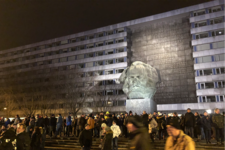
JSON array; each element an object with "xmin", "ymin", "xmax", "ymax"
[{"xmin": 0, "ymin": 0, "xmax": 224, "ymax": 115}]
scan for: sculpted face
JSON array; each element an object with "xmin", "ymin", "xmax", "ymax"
[{"xmin": 119, "ymin": 61, "xmax": 159, "ymax": 99}]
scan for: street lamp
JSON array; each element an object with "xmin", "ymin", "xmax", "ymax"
[{"xmin": 4, "ymin": 107, "xmax": 7, "ymax": 110}]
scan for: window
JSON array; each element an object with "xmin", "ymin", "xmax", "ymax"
[
  {"xmin": 200, "ymin": 83, "xmax": 205, "ymax": 89},
  {"xmin": 116, "ymin": 89, "xmax": 124, "ymax": 95},
  {"xmin": 195, "ymin": 32, "xmax": 208, "ymax": 39},
  {"xmin": 196, "ymin": 43, "xmax": 210, "ymax": 51},
  {"xmin": 115, "ymin": 38, "xmax": 124, "ymax": 43},
  {"xmin": 70, "ymin": 38, "xmax": 77, "ymax": 43},
  {"xmin": 87, "ymin": 35, "xmax": 94, "ymax": 39},
  {"xmin": 59, "ymin": 66, "xmax": 67, "ymax": 71},
  {"xmin": 77, "ymin": 54, "xmax": 84, "ymax": 60},
  {"xmin": 86, "ymin": 53, "xmax": 94, "ymax": 58},
  {"xmin": 115, "ymin": 28, "xmax": 124, "ymax": 33},
  {"xmin": 60, "ymin": 57, "xmax": 67, "ymax": 62},
  {"xmin": 105, "ymin": 49, "xmax": 114, "ymax": 55},
  {"xmin": 115, "ymin": 48, "xmax": 124, "ymax": 53},
  {"xmin": 115, "ymin": 58, "xmax": 125, "ymax": 63},
  {"xmin": 86, "ymin": 62, "xmax": 93, "ymax": 68},
  {"xmin": 96, "ymin": 32, "xmax": 104, "ymax": 37},
  {"xmin": 202, "ymin": 56, "xmax": 212, "ymax": 63},
  {"xmin": 105, "ymin": 70, "xmax": 113, "ymax": 75},
  {"xmin": 37, "ymin": 61, "xmax": 43, "ymax": 66},
  {"xmin": 214, "ymin": 54, "xmax": 225, "ymax": 61},
  {"xmin": 96, "ymin": 42, "xmax": 104, "ymax": 47},
  {"xmin": 80, "ymin": 36, "xmax": 86, "ymax": 41},
  {"xmin": 68, "ymin": 56, "xmax": 75, "ymax": 61},
  {"xmin": 210, "ymin": 17, "xmax": 223, "ymax": 25},
  {"xmin": 118, "ymin": 100, "xmax": 125, "ymax": 106},
  {"xmin": 94, "ymin": 71, "xmax": 103, "ymax": 76},
  {"xmin": 212, "ymin": 29, "xmax": 224, "ymax": 37},
  {"xmin": 105, "ymin": 90, "xmax": 113, "ymax": 95},
  {"xmin": 207, "ymin": 96, "xmax": 216, "ymax": 102},
  {"xmin": 68, "ymin": 65, "xmax": 75, "ymax": 69},
  {"xmin": 77, "ymin": 63, "xmax": 85, "ymax": 69},
  {"xmin": 193, "ymin": 9, "xmax": 206, "ymax": 16},
  {"xmin": 204, "ymin": 69, "xmax": 213, "ymax": 75},
  {"xmin": 105, "ymin": 40, "xmax": 114, "ymax": 45},
  {"xmin": 95, "ymin": 61, "xmax": 103, "ymax": 66},
  {"xmin": 69, "ymin": 47, "xmax": 77, "ymax": 52},
  {"xmin": 221, "ymin": 68, "xmax": 225, "ymax": 74},
  {"xmin": 220, "ymin": 95, "xmax": 224, "ymax": 102},
  {"xmin": 209, "ymin": 6, "xmax": 222, "ymax": 13},
  {"xmin": 62, "ymin": 49, "xmax": 68, "ymax": 53},
  {"xmin": 60, "ymin": 40, "xmax": 68, "ymax": 45},
  {"xmin": 86, "ymin": 44, "xmax": 94, "ymax": 49},
  {"xmin": 107, "ymin": 30, "xmax": 114, "ymax": 35},
  {"xmin": 218, "ymin": 81, "xmax": 225, "ymax": 88},
  {"xmin": 212, "ymin": 41, "xmax": 225, "ymax": 49},
  {"xmin": 105, "ymin": 59, "xmax": 113, "ymax": 65},
  {"xmin": 194, "ymin": 21, "xmax": 207, "ymax": 28},
  {"xmin": 115, "ymin": 68, "xmax": 124, "ymax": 73},
  {"xmin": 106, "ymin": 101, "xmax": 113, "ymax": 107},
  {"xmin": 96, "ymin": 51, "xmax": 104, "ymax": 56},
  {"xmin": 79, "ymin": 45, "xmax": 85, "ymax": 50},
  {"xmin": 205, "ymin": 82, "xmax": 214, "ymax": 88}
]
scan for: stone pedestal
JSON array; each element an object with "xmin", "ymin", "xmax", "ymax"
[{"xmin": 126, "ymin": 99, "xmax": 156, "ymax": 115}]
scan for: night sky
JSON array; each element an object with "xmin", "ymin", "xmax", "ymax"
[{"xmin": 0, "ymin": 0, "xmax": 211, "ymax": 51}]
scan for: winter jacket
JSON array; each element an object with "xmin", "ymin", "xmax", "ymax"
[
  {"xmin": 101, "ymin": 128, "xmax": 113, "ymax": 150},
  {"xmin": 194, "ymin": 116, "xmax": 201, "ymax": 135},
  {"xmin": 79, "ymin": 117, "xmax": 86, "ymax": 130},
  {"xmin": 212, "ymin": 113, "xmax": 224, "ymax": 128},
  {"xmin": 156, "ymin": 115, "xmax": 166, "ymax": 130},
  {"xmin": 0, "ymin": 127, "xmax": 16, "ymax": 150},
  {"xmin": 184, "ymin": 112, "xmax": 195, "ymax": 127},
  {"xmin": 106, "ymin": 117, "xmax": 113, "ymax": 127},
  {"xmin": 118, "ymin": 117, "xmax": 124, "ymax": 126},
  {"xmin": 87, "ymin": 117, "xmax": 95, "ymax": 129},
  {"xmin": 128, "ymin": 127, "xmax": 154, "ymax": 150},
  {"xmin": 142, "ymin": 114, "xmax": 149, "ymax": 128},
  {"xmin": 110, "ymin": 124, "xmax": 121, "ymax": 138},
  {"xmin": 201, "ymin": 116, "xmax": 211, "ymax": 130},
  {"xmin": 5, "ymin": 119, "xmax": 11, "ymax": 127},
  {"xmin": 16, "ymin": 131, "xmax": 31, "ymax": 150},
  {"xmin": 56, "ymin": 116, "xmax": 63, "ymax": 130},
  {"xmin": 148, "ymin": 118, "xmax": 157, "ymax": 133},
  {"xmin": 94, "ymin": 117, "xmax": 101, "ymax": 128},
  {"xmin": 79, "ymin": 129, "xmax": 92, "ymax": 147},
  {"xmin": 66, "ymin": 116, "xmax": 72, "ymax": 126},
  {"xmin": 49, "ymin": 117, "xmax": 56, "ymax": 127},
  {"xmin": 30, "ymin": 132, "xmax": 42, "ymax": 150},
  {"xmin": 44, "ymin": 118, "xmax": 49, "ymax": 127},
  {"xmin": 165, "ymin": 130, "xmax": 195, "ymax": 150}
]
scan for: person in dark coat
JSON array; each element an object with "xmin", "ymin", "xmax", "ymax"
[
  {"xmin": 127, "ymin": 116, "xmax": 154, "ymax": 150},
  {"xmin": 194, "ymin": 112, "xmax": 201, "ymax": 141},
  {"xmin": 202, "ymin": 111, "xmax": 211, "ymax": 144},
  {"xmin": 79, "ymin": 114, "xmax": 86, "ymax": 132},
  {"xmin": 49, "ymin": 114, "xmax": 56, "ymax": 138},
  {"xmin": 43, "ymin": 115, "xmax": 49, "ymax": 134},
  {"xmin": 31, "ymin": 126, "xmax": 42, "ymax": 150},
  {"xmin": 79, "ymin": 124, "xmax": 92, "ymax": 150},
  {"xmin": 142, "ymin": 111, "xmax": 149, "ymax": 129},
  {"xmin": 106, "ymin": 114, "xmax": 113, "ymax": 127},
  {"xmin": 0, "ymin": 126, "xmax": 16, "ymax": 150},
  {"xmin": 180, "ymin": 114, "xmax": 185, "ymax": 132},
  {"xmin": 212, "ymin": 108, "xmax": 224, "ymax": 145},
  {"xmin": 101, "ymin": 126, "xmax": 113, "ymax": 150},
  {"xmin": 94, "ymin": 114, "xmax": 101, "ymax": 138},
  {"xmin": 16, "ymin": 123, "xmax": 31, "ymax": 150},
  {"xmin": 184, "ymin": 108, "xmax": 195, "ymax": 138},
  {"xmin": 118, "ymin": 114, "xmax": 124, "ymax": 136},
  {"xmin": 156, "ymin": 112, "xmax": 166, "ymax": 140}
]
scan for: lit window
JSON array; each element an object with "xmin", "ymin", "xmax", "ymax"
[{"xmin": 212, "ymin": 29, "xmax": 224, "ymax": 36}]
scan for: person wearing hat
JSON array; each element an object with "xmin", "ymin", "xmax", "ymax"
[
  {"xmin": 156, "ymin": 112, "xmax": 166, "ymax": 140},
  {"xmin": 79, "ymin": 124, "xmax": 92, "ymax": 150},
  {"xmin": 165, "ymin": 119, "xmax": 195, "ymax": 150},
  {"xmin": 87, "ymin": 114, "xmax": 95, "ymax": 136},
  {"xmin": 127, "ymin": 116, "xmax": 153, "ymax": 150}
]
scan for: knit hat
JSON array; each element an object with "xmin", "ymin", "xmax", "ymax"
[
  {"xmin": 101, "ymin": 123, "xmax": 107, "ymax": 128},
  {"xmin": 167, "ymin": 118, "xmax": 180, "ymax": 129},
  {"xmin": 127, "ymin": 116, "xmax": 143, "ymax": 128}
]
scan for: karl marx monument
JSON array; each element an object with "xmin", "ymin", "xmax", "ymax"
[{"xmin": 119, "ymin": 61, "xmax": 160, "ymax": 114}]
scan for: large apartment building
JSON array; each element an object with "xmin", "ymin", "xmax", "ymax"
[{"xmin": 0, "ymin": 0, "xmax": 224, "ymax": 115}]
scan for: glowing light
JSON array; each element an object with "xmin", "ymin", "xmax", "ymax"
[
  {"xmin": 206, "ymin": 109, "xmax": 211, "ymax": 114},
  {"xmin": 4, "ymin": 107, "xmax": 7, "ymax": 110}
]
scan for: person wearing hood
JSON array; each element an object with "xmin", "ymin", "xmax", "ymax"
[
  {"xmin": 127, "ymin": 115, "xmax": 154, "ymax": 150},
  {"xmin": 156, "ymin": 112, "xmax": 166, "ymax": 140},
  {"xmin": 184, "ymin": 108, "xmax": 195, "ymax": 138},
  {"xmin": 165, "ymin": 119, "xmax": 195, "ymax": 150},
  {"xmin": 101, "ymin": 126, "xmax": 113, "ymax": 150}
]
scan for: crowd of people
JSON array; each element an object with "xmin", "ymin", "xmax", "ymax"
[{"xmin": 0, "ymin": 108, "xmax": 224, "ymax": 150}]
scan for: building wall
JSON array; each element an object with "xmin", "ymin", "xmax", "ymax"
[{"xmin": 128, "ymin": 14, "xmax": 197, "ymax": 104}]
